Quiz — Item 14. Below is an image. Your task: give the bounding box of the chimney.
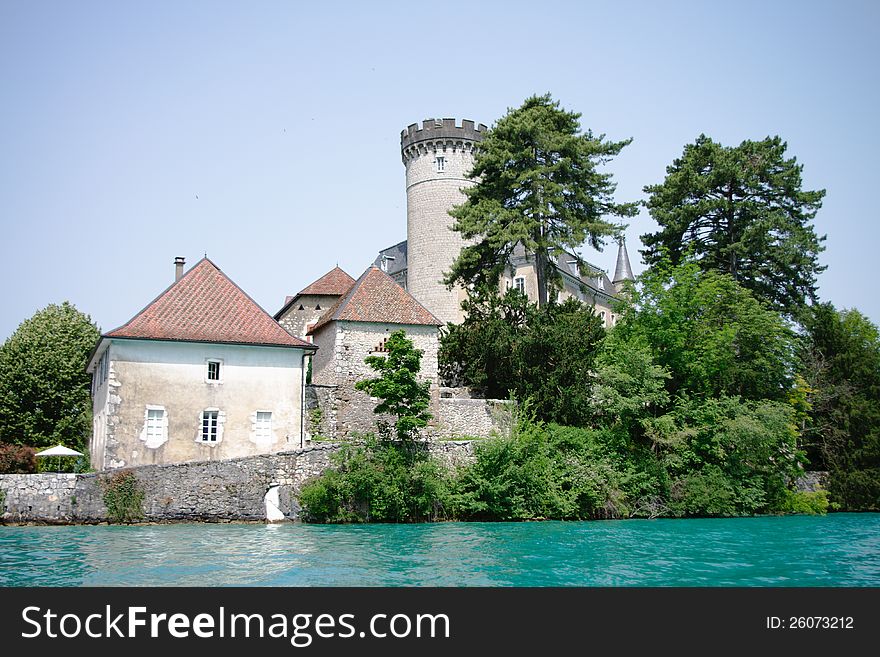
[174,257,185,282]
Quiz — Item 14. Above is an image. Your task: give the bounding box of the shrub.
[781,489,829,515]
[299,438,450,523]
[0,442,37,473]
[102,470,144,523]
[449,421,665,520]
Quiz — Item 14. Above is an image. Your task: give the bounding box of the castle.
[86,117,632,470]
[375,118,633,327]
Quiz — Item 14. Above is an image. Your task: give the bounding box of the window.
[435,155,445,172]
[514,277,525,294]
[146,408,165,443]
[141,405,168,448]
[599,311,606,323]
[255,411,272,441]
[207,359,221,382]
[201,410,219,442]
[315,304,321,311]
[298,304,304,311]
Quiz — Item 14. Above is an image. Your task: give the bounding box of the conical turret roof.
[612,238,635,284]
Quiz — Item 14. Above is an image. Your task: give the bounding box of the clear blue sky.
[2,0,878,341]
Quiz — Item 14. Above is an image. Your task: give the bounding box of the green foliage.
[451,422,644,520]
[446,93,637,305]
[612,260,795,402]
[798,303,880,510]
[0,302,100,458]
[355,331,431,441]
[298,439,450,523]
[590,334,670,438]
[0,442,37,473]
[660,396,802,516]
[101,470,145,523]
[641,134,826,315]
[440,294,605,426]
[781,489,829,515]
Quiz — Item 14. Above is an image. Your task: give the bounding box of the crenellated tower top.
[401,118,487,164]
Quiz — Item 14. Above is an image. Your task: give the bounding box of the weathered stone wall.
[311,321,440,438]
[305,384,338,439]
[795,471,829,493]
[435,397,512,440]
[277,293,340,340]
[0,445,338,524]
[0,474,78,523]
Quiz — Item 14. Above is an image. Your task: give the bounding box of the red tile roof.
[106,258,314,348]
[298,266,356,296]
[308,266,441,334]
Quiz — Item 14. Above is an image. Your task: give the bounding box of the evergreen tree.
[0,302,100,452]
[641,135,826,315]
[799,303,880,509]
[445,93,637,305]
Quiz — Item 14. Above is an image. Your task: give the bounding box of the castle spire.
[612,237,634,291]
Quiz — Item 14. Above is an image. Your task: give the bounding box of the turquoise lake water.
[1,514,878,586]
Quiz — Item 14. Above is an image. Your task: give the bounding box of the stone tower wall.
[402,118,486,325]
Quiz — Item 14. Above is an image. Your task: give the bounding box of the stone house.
[274,266,355,340]
[86,257,316,471]
[306,265,441,437]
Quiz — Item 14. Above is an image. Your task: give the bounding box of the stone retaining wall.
[0,441,477,525]
[435,398,511,440]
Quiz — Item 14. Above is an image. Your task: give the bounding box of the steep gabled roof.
[308,266,441,334]
[106,258,313,348]
[298,266,356,296]
[274,266,356,320]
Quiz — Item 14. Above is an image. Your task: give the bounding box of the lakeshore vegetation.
[299,95,878,522]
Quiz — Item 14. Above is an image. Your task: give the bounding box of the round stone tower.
[401,118,486,325]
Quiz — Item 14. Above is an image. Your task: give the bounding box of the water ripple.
[1,514,879,586]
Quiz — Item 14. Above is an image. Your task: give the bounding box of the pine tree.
[445,94,637,305]
[641,135,826,315]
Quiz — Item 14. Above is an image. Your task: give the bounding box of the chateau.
[86,117,632,470]
[375,118,634,327]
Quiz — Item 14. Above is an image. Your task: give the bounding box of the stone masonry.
[0,442,476,524]
[403,118,486,326]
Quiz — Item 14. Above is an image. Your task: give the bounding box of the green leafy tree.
[355,330,432,441]
[612,260,795,402]
[0,302,100,454]
[641,135,826,315]
[446,93,637,305]
[798,303,880,509]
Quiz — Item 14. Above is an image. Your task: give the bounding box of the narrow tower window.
[514,277,525,294]
[435,155,445,173]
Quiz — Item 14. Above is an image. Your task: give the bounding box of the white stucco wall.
[91,339,307,470]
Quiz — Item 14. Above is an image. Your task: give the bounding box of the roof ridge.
[106,258,313,348]
[308,265,440,334]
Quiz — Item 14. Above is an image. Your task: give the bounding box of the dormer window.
[435,155,445,173]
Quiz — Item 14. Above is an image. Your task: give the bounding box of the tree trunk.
[535,246,549,308]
